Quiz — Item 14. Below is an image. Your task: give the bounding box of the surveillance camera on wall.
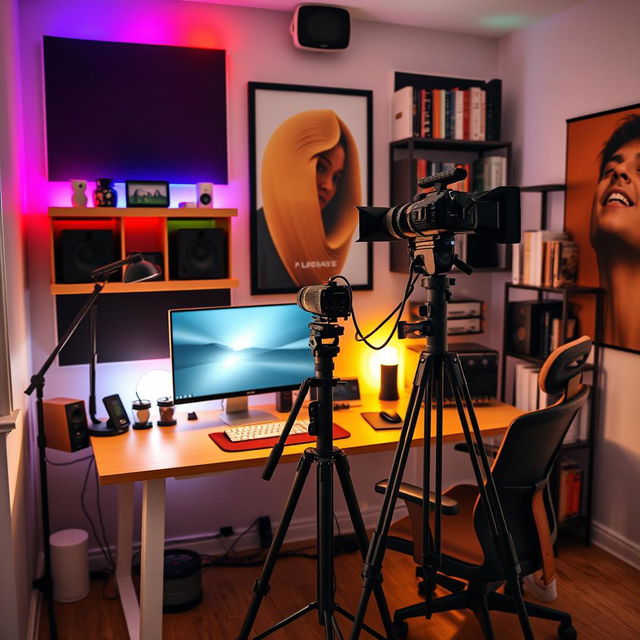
[290,4,350,52]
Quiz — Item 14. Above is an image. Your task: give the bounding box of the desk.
[91,395,522,640]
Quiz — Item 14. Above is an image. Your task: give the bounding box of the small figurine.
[70,179,88,207]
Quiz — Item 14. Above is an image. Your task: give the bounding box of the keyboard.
[224,420,310,442]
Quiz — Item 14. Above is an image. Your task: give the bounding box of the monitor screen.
[169,304,314,404]
[43,36,228,183]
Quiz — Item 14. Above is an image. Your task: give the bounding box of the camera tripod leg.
[334,450,397,640]
[349,355,432,640]
[318,454,335,627]
[236,450,315,640]
[444,354,535,640]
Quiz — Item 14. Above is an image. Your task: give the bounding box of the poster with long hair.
[249,82,373,294]
[565,103,640,354]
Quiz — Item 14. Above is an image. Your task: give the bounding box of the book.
[391,86,417,141]
[463,89,470,140]
[550,316,577,352]
[512,242,522,285]
[454,89,464,140]
[530,231,568,287]
[553,241,579,288]
[469,86,483,140]
[485,79,502,141]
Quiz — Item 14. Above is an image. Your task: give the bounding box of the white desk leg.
[116,483,139,640]
[140,478,166,640]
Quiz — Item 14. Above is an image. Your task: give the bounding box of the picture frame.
[249,82,373,295]
[125,180,170,207]
[565,102,640,354]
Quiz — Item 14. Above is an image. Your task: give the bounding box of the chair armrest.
[375,479,459,515]
[454,442,499,457]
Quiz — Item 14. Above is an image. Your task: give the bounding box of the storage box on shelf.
[389,72,511,274]
[48,207,238,294]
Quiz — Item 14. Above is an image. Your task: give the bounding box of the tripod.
[348,235,535,640]
[237,318,396,640]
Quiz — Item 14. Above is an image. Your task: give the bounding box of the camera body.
[297,281,351,319]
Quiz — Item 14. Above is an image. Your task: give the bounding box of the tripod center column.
[424,275,452,356]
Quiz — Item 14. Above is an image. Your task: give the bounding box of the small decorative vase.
[93,178,118,207]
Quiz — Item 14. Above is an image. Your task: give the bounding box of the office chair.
[375,335,592,640]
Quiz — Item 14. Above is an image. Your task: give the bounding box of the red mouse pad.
[209,424,350,452]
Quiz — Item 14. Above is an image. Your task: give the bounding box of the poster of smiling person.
[249,83,372,294]
[565,104,640,353]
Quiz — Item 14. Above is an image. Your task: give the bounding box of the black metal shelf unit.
[500,281,604,546]
[389,72,511,275]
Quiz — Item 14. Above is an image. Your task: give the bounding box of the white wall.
[499,0,640,564]
[1,0,38,635]
[16,0,500,558]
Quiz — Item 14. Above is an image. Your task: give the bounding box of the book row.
[512,230,579,288]
[513,360,589,444]
[394,156,507,194]
[392,80,502,142]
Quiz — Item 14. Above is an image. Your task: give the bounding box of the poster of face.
[249,82,373,294]
[565,103,640,354]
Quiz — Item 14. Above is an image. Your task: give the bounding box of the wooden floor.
[40,536,640,639]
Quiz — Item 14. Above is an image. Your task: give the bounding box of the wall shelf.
[48,206,237,294]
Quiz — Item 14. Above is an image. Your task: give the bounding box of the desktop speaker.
[507,300,562,357]
[171,228,227,280]
[406,343,498,405]
[43,398,90,452]
[290,4,350,52]
[59,229,116,283]
[196,182,214,208]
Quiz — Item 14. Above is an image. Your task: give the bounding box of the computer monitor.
[169,303,315,425]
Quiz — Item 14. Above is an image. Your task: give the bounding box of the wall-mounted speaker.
[290,4,350,52]
[43,397,90,452]
[58,229,116,283]
[171,228,227,280]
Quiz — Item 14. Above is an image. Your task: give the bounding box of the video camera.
[357,167,521,245]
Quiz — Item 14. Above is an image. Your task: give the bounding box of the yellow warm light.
[380,346,399,366]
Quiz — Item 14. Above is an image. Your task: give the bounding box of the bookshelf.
[500,282,604,546]
[389,72,511,274]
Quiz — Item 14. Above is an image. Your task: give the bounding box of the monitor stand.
[219,395,278,426]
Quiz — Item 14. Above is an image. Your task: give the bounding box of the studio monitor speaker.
[43,397,90,452]
[507,300,562,357]
[196,182,214,208]
[171,228,227,279]
[59,229,116,283]
[290,4,350,51]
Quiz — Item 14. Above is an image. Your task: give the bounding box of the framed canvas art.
[249,82,373,294]
[565,103,640,354]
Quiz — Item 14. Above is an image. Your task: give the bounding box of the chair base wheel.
[393,620,409,638]
[558,622,577,640]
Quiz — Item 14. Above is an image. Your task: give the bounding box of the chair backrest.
[473,336,592,573]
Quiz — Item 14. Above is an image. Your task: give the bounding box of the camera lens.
[297,283,350,318]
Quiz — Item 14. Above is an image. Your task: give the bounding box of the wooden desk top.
[91,395,523,485]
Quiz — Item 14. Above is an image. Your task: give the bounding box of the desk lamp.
[379,345,399,401]
[24,252,160,639]
[88,254,162,432]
